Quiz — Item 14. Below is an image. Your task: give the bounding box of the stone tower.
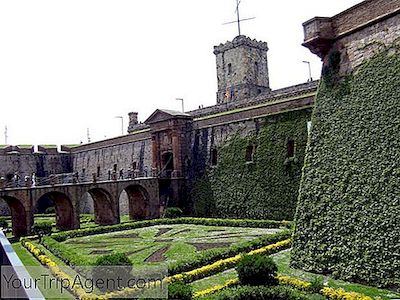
[214,35,270,104]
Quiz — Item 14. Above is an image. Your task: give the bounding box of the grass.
[12,242,74,299]
[273,249,400,300]
[190,249,400,299]
[61,224,280,267]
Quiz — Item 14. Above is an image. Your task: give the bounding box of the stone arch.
[87,188,118,225]
[122,185,149,220]
[35,195,55,214]
[37,192,74,230]
[1,196,28,238]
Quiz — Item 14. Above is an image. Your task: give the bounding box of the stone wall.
[338,13,400,74]
[72,134,152,180]
[292,0,400,288]
[302,0,400,66]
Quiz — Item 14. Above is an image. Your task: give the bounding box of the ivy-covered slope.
[291,47,400,287]
[191,109,311,220]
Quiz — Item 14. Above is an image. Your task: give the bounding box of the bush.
[168,281,192,300]
[0,217,9,229]
[204,285,325,300]
[163,207,183,218]
[93,252,133,292]
[32,222,52,242]
[236,253,278,286]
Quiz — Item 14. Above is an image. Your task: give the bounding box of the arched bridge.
[0,178,160,238]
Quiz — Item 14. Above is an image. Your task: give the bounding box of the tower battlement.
[213,35,269,54]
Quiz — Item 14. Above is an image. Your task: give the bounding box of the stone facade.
[2,0,396,238]
[303,0,400,74]
[214,35,270,104]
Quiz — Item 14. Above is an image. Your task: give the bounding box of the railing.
[0,229,45,299]
[0,169,156,189]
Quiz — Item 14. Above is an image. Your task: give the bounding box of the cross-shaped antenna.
[222,0,255,36]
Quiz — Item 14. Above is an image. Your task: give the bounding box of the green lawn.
[273,249,400,300]
[61,224,281,268]
[12,243,74,299]
[190,249,400,299]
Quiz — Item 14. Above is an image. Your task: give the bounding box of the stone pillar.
[151,135,159,172]
[171,129,182,178]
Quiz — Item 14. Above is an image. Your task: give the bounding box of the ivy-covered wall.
[189,109,311,220]
[291,45,400,288]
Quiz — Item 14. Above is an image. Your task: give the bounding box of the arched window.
[227,63,232,75]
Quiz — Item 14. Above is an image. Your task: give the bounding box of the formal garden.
[1,210,397,300]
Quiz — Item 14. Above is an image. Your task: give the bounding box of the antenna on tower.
[222,0,255,36]
[4,126,8,145]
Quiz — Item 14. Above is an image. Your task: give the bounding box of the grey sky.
[0,0,362,145]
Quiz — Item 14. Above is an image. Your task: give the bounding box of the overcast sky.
[0,0,363,146]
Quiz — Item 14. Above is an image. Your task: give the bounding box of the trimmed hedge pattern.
[192,109,311,220]
[292,45,400,287]
[50,217,290,242]
[43,223,291,275]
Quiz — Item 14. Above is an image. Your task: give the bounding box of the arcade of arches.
[0,179,160,237]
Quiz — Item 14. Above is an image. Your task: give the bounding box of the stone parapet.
[302,0,400,58]
[213,35,269,54]
[188,80,318,119]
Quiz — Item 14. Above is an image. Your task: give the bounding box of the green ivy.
[291,45,400,288]
[192,109,311,220]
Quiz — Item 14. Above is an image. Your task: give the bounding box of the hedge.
[199,285,325,300]
[43,227,291,275]
[191,109,311,220]
[169,239,291,283]
[292,45,400,287]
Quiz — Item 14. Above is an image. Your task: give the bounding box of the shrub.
[0,217,9,229]
[204,285,325,300]
[168,281,192,300]
[236,253,278,286]
[93,252,133,292]
[163,207,183,218]
[32,222,52,242]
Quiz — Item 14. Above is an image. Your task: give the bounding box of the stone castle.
[0,0,398,240]
[1,0,399,287]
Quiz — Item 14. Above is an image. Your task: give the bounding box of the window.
[255,62,259,74]
[211,148,218,166]
[227,63,232,75]
[287,140,295,158]
[132,161,137,170]
[245,145,255,162]
[97,166,100,177]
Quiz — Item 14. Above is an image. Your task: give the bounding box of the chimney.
[128,112,139,133]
